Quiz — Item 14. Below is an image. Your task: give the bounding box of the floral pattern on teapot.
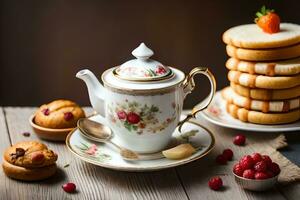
[107,100,178,134]
[116,65,167,78]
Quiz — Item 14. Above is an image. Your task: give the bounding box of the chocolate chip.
[11,148,26,159]
[15,148,25,157]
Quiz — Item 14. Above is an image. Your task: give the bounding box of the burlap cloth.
[189,113,300,185]
[251,134,300,184]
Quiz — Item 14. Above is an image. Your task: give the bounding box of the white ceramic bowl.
[233,172,279,191]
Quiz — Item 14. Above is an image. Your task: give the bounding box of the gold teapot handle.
[178,67,216,132]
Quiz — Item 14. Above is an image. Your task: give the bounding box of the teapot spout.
[76,69,106,116]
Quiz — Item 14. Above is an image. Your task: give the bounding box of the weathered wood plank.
[0,107,15,200]
[279,183,300,200]
[176,113,287,200]
[3,107,188,200]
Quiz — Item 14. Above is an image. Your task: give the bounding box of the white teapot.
[76,43,216,153]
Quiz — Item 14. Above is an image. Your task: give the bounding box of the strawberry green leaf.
[261,5,266,14]
[256,12,263,18]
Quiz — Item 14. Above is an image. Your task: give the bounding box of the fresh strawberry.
[255,5,280,34]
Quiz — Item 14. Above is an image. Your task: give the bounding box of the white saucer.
[66,115,215,172]
[199,91,300,132]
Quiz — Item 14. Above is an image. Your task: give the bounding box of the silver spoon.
[77,118,164,161]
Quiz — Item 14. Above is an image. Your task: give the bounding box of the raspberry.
[233,163,244,176]
[261,155,272,168]
[64,112,74,121]
[266,170,275,178]
[239,155,254,170]
[255,172,269,180]
[233,134,246,146]
[42,108,50,116]
[62,182,76,193]
[223,149,233,161]
[254,161,267,172]
[31,152,45,162]
[251,153,262,163]
[243,169,255,179]
[269,162,280,175]
[216,154,227,165]
[208,177,223,190]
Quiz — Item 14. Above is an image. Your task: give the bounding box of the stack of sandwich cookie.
[221,7,300,124]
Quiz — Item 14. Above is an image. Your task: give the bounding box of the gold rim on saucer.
[65,119,215,172]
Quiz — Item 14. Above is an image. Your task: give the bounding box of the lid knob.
[114,43,173,82]
[132,43,154,60]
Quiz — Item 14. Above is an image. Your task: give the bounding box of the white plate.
[199,91,300,132]
[66,115,215,172]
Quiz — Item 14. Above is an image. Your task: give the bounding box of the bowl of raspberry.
[232,153,281,191]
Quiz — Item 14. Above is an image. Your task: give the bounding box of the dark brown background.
[1,0,299,108]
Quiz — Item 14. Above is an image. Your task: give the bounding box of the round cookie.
[2,141,58,181]
[2,159,57,181]
[230,82,300,100]
[35,99,85,129]
[226,43,300,61]
[228,70,300,89]
[222,23,300,49]
[226,103,300,124]
[4,141,57,168]
[226,57,300,76]
[222,87,300,113]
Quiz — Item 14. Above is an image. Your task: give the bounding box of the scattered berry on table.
[216,154,227,165]
[223,149,233,161]
[208,177,223,190]
[62,182,76,193]
[233,134,246,146]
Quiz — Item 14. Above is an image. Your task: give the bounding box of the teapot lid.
[113,43,173,82]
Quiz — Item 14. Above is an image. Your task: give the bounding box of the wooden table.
[0,107,299,200]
